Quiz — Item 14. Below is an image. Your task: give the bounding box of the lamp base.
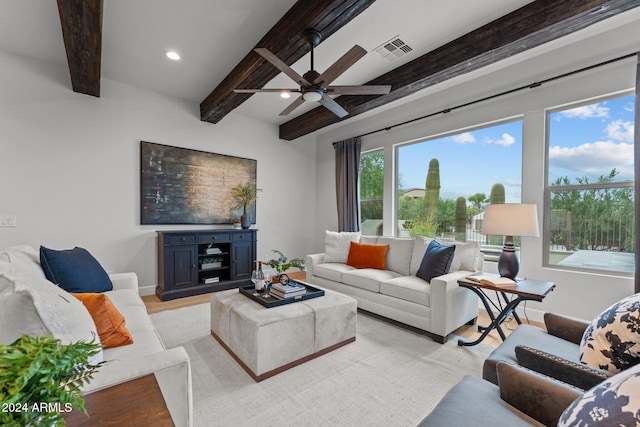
[498,235,519,280]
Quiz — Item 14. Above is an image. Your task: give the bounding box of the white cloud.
[560,103,609,119]
[606,120,634,142]
[549,140,633,176]
[484,133,515,147]
[451,132,475,144]
[503,178,522,187]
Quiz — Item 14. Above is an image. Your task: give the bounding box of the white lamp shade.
[482,203,540,237]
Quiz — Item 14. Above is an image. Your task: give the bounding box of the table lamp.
[482,203,539,280]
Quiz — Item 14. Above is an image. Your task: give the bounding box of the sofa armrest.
[515,345,612,390]
[305,253,325,280]
[85,346,192,427]
[544,312,589,344]
[108,272,139,294]
[429,270,479,337]
[497,362,582,427]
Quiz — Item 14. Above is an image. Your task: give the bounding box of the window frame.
[543,91,635,276]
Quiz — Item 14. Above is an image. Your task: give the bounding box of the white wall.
[0,51,316,295]
[310,14,640,321]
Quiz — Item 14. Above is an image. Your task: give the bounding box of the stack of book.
[204,277,220,284]
[270,281,307,299]
[206,247,222,255]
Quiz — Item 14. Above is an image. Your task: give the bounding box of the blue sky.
[397,94,635,203]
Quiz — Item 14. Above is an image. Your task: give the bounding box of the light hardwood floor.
[142,271,544,348]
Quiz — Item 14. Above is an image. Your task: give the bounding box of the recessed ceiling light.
[280,92,291,99]
[165,51,180,61]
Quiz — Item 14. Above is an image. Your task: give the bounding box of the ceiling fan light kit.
[234,28,391,118]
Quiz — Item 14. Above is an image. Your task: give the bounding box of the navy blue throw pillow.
[416,240,456,282]
[40,246,113,293]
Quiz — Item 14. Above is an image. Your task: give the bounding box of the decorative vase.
[241,214,251,229]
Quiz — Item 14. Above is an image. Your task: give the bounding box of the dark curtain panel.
[334,137,362,232]
[635,54,640,293]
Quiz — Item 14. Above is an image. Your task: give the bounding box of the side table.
[63,374,174,426]
[457,276,555,347]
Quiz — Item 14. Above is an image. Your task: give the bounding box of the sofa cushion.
[0,245,46,286]
[313,263,357,283]
[73,293,134,349]
[360,235,378,244]
[377,237,414,276]
[445,241,480,272]
[416,240,455,282]
[346,241,389,270]
[40,246,113,293]
[580,293,640,373]
[323,231,361,263]
[381,275,431,307]
[0,274,102,363]
[342,269,401,293]
[410,237,433,276]
[559,362,640,426]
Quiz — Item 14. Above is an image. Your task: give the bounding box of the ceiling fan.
[234,29,392,118]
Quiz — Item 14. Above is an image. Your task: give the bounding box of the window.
[546,93,635,274]
[396,120,523,248]
[359,150,384,236]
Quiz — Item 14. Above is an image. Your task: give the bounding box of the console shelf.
[156,229,257,301]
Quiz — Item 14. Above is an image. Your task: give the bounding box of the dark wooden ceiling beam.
[57,0,103,97]
[279,0,640,140]
[199,0,377,124]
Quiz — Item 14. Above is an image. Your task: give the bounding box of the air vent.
[374,36,413,61]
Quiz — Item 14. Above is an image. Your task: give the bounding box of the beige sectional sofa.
[306,233,482,343]
[0,245,192,427]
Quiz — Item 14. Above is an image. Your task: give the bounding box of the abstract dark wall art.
[140,141,257,224]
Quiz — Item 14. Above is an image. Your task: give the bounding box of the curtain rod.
[350,51,638,140]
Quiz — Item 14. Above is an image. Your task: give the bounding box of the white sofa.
[0,245,192,427]
[306,234,482,343]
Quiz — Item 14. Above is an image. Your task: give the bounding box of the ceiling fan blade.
[279,96,305,116]
[326,85,392,95]
[319,96,348,118]
[234,88,300,93]
[254,48,311,86]
[316,45,367,85]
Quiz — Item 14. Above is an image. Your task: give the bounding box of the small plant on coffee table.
[264,250,306,282]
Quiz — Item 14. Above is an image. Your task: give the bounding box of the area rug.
[151,303,488,427]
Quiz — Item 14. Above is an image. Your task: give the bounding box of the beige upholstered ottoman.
[210,288,357,381]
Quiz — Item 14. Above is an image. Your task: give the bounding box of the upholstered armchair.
[483,312,612,390]
[420,361,640,427]
[484,291,640,391]
[419,362,581,427]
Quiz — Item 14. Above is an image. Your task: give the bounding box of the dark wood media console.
[156,229,257,301]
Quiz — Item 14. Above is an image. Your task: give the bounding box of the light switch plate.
[0,215,16,227]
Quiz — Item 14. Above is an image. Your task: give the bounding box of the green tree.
[437,198,455,235]
[468,193,487,209]
[488,183,506,245]
[359,151,384,221]
[550,169,634,252]
[455,197,467,242]
[424,159,440,222]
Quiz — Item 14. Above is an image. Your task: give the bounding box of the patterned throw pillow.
[558,362,640,426]
[580,293,640,373]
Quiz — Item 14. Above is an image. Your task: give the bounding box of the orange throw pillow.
[346,241,389,270]
[72,293,133,349]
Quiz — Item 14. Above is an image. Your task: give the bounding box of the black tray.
[238,281,325,308]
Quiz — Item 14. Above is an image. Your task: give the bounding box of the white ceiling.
[1,1,639,128]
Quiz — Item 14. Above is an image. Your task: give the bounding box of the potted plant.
[200,257,223,269]
[0,334,103,427]
[264,249,306,282]
[230,180,261,229]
